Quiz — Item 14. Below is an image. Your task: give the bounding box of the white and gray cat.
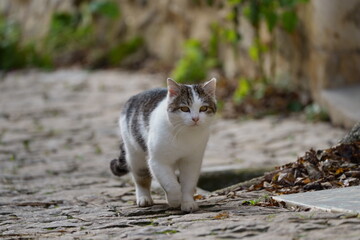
[110,78,217,212]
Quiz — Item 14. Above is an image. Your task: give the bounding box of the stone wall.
[1,0,359,120]
[0,0,72,41]
[305,0,360,100]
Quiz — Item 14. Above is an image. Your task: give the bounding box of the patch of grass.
[242,194,270,206]
[242,199,261,206]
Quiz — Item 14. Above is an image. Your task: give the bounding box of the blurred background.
[0,0,359,126]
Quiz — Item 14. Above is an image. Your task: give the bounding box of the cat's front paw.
[137,196,154,207]
[166,191,181,209]
[181,201,199,213]
[167,199,181,209]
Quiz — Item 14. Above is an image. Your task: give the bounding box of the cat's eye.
[180,106,190,112]
[199,106,208,112]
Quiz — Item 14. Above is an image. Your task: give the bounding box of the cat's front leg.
[179,156,203,213]
[149,159,181,208]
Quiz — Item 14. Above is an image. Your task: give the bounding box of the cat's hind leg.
[126,147,153,207]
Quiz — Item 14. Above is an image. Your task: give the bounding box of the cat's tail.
[110,142,129,177]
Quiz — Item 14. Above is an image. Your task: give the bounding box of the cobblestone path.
[1,70,359,240]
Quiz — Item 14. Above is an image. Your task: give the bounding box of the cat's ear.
[203,78,216,97]
[167,78,180,97]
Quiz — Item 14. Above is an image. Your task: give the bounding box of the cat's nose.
[192,116,199,122]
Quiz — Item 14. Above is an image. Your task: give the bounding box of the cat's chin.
[188,122,207,128]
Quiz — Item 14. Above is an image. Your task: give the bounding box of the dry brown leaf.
[213,212,230,220]
[194,194,205,200]
[302,178,311,184]
[244,142,360,195]
[335,168,345,175]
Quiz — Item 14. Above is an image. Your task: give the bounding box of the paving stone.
[0,70,356,239]
[273,186,360,214]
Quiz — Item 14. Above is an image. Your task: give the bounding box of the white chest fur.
[147,100,210,162]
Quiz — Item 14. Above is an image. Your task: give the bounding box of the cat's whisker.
[175,125,186,141]
[171,123,186,143]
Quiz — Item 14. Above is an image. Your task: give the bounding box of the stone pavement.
[1,69,359,239]
[273,186,360,214]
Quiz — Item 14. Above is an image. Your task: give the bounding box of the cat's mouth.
[190,122,200,127]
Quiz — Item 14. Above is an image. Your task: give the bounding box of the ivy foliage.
[229,0,309,103]
[230,0,308,33]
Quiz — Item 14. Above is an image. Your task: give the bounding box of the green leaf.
[305,104,330,122]
[208,24,219,58]
[281,10,298,32]
[224,29,239,44]
[107,37,144,65]
[264,10,278,32]
[242,3,260,27]
[279,0,309,7]
[227,0,243,6]
[226,11,237,21]
[233,77,251,103]
[89,0,120,19]
[249,44,259,62]
[171,39,207,84]
[279,0,296,8]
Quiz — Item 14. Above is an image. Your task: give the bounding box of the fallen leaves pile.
[248,142,360,194]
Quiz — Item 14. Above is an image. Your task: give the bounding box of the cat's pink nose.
[192,117,199,122]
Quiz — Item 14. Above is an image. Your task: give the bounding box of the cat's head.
[166,78,217,127]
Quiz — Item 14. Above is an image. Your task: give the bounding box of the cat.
[110,78,217,212]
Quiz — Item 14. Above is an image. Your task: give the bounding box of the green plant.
[304,103,330,122]
[89,0,120,19]
[228,0,309,84]
[106,36,144,66]
[233,77,251,103]
[44,0,121,66]
[0,17,23,70]
[171,23,226,84]
[45,11,93,54]
[206,23,222,69]
[233,77,267,104]
[0,15,52,70]
[242,194,270,206]
[171,39,207,83]
[242,199,261,206]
